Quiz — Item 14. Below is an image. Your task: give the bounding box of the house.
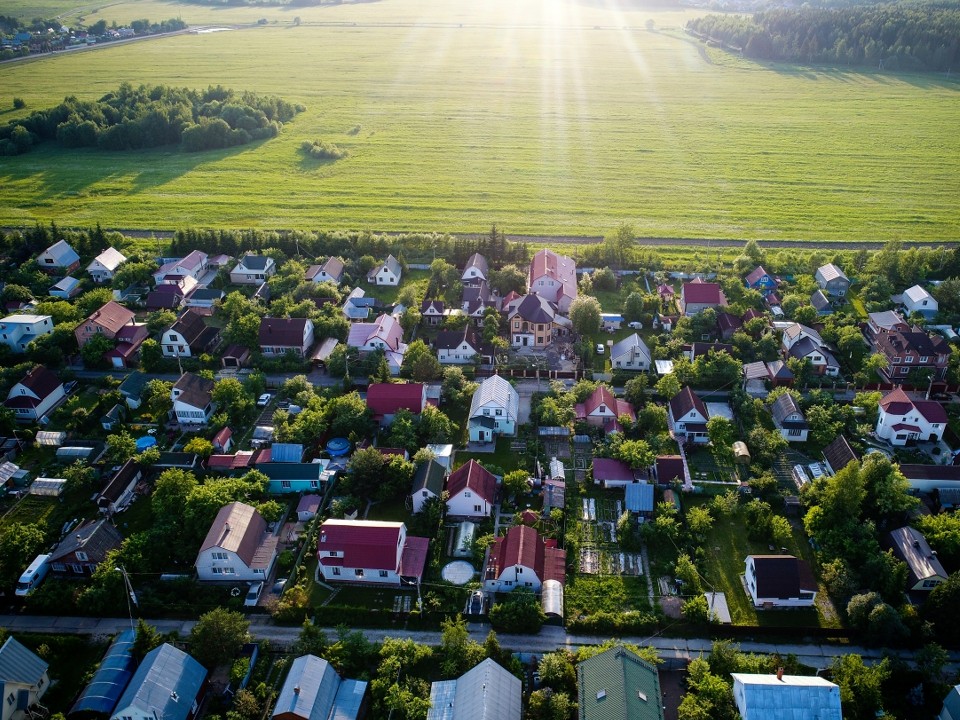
[609,333,651,371]
[196,502,279,582]
[483,524,565,594]
[153,251,209,285]
[74,300,140,352]
[591,458,637,489]
[744,265,776,292]
[107,323,150,369]
[0,636,50,720]
[272,655,367,720]
[48,276,81,299]
[426,658,520,720]
[899,284,939,318]
[101,403,125,431]
[305,257,346,285]
[97,458,142,515]
[732,673,841,720]
[261,463,331,494]
[814,263,850,298]
[679,278,727,316]
[810,289,833,315]
[446,460,497,518]
[528,249,577,313]
[0,314,53,353]
[823,435,859,476]
[4,366,65,423]
[716,311,743,340]
[508,294,569,348]
[87,247,127,283]
[161,309,221,358]
[110,644,206,720]
[230,254,276,285]
[145,282,190,312]
[340,288,373,322]
[421,300,445,326]
[575,386,635,434]
[766,360,794,387]
[366,383,426,425]
[296,495,322,522]
[872,328,951,382]
[887,526,947,591]
[780,323,823,353]
[436,326,482,365]
[462,252,490,283]
[411,459,446,514]
[867,309,910,339]
[744,555,817,608]
[655,456,686,486]
[119,371,149,409]
[367,254,402,286]
[769,393,809,442]
[875,388,947,445]
[468,375,519,443]
[185,287,225,310]
[36,239,80,273]
[787,337,840,376]
[49,518,122,577]
[577,645,663,720]
[668,387,709,443]
[657,283,675,301]
[624,483,655,518]
[462,279,497,322]
[259,318,315,357]
[171,373,216,426]
[899,464,960,493]
[347,314,407,374]
[316,519,429,586]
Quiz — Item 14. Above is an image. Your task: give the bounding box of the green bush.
[300,139,348,160]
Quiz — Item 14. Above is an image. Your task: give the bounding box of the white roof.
[1,314,52,325]
[816,263,848,283]
[469,375,519,420]
[732,673,842,720]
[91,247,127,271]
[655,360,674,374]
[609,332,650,362]
[903,284,934,303]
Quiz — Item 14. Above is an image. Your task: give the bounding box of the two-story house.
[814,263,850,298]
[420,300,445,326]
[575,386,635,434]
[528,249,577,313]
[110,644,206,720]
[462,253,489,283]
[230,254,277,285]
[161,309,221,358]
[435,326,482,365]
[744,265,776,293]
[74,301,136,348]
[346,313,407,374]
[875,387,947,445]
[48,518,122,577]
[873,329,951,381]
[744,554,817,608]
[153,250,209,286]
[195,502,279,581]
[899,284,939,319]
[468,375,519,442]
[305,256,345,285]
[36,240,80,273]
[171,372,216,426]
[0,314,54,353]
[482,524,566,594]
[446,460,498,518]
[679,278,728,316]
[316,519,429,586]
[0,637,50,720]
[508,294,566,348]
[609,333,651,371]
[367,255,402,286]
[668,387,709,443]
[259,317,315,357]
[86,247,127,283]
[4,366,65,423]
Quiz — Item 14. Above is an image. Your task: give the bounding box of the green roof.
[577,646,663,720]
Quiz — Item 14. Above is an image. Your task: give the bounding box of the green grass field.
[1,0,958,240]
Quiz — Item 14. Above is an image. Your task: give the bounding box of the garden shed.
[733,441,751,464]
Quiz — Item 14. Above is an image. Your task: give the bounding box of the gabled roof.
[609,333,650,362]
[469,375,519,420]
[412,459,446,496]
[12,366,62,401]
[487,524,565,585]
[435,326,478,351]
[888,526,947,585]
[731,673,841,720]
[577,645,663,720]
[40,239,80,266]
[592,458,635,483]
[868,310,907,332]
[823,436,859,475]
[447,460,497,502]
[744,265,771,286]
[875,329,949,358]
[899,464,960,482]
[770,393,804,425]
[788,336,826,361]
[318,519,405,571]
[169,308,214,345]
[816,263,848,283]
[321,256,345,279]
[90,247,127,272]
[113,644,206,720]
[421,299,445,314]
[529,249,576,302]
[272,654,339,720]
[463,253,489,278]
[669,387,707,421]
[259,317,310,347]
[236,254,272,272]
[681,279,726,306]
[50,518,122,563]
[199,502,268,567]
[879,388,948,424]
[903,284,934,304]
[427,658,520,720]
[86,301,135,334]
[748,555,816,599]
[716,312,742,334]
[509,294,556,324]
[0,636,48,686]
[810,290,831,311]
[172,373,214,410]
[782,322,822,345]
[50,276,80,294]
[366,383,425,417]
[346,313,404,351]
[98,458,140,507]
[625,483,654,513]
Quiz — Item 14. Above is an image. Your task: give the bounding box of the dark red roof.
[656,456,685,484]
[399,536,429,579]
[682,279,726,305]
[669,387,708,421]
[487,525,565,585]
[316,520,431,576]
[16,366,62,400]
[259,317,310,347]
[592,458,635,483]
[880,388,948,424]
[366,383,425,417]
[447,460,497,502]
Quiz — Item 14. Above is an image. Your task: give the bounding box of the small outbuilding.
[733,441,751,464]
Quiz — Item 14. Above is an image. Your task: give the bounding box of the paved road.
[0,614,950,670]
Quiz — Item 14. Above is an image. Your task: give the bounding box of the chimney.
[777,667,784,681]
[293,687,300,695]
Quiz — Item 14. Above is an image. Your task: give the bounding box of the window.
[464,491,471,497]
[310,480,319,489]
[504,580,513,586]
[920,356,929,363]
[223,567,235,575]
[893,356,901,364]
[905,355,914,364]
[332,567,341,576]
[76,551,88,562]
[900,367,908,375]
[71,564,84,574]
[329,551,339,557]
[474,505,482,513]
[483,409,490,416]
[495,409,502,416]
[380,570,388,578]
[355,569,364,577]
[281,481,291,489]
[212,568,223,575]
[788,429,803,437]
[8,693,16,706]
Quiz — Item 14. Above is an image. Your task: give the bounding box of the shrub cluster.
[300,138,348,160]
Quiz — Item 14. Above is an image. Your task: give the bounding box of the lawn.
[1,0,958,240]
[566,574,652,620]
[455,436,519,473]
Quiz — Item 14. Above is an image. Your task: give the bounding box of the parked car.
[244,581,264,607]
[628,321,643,329]
[257,393,272,407]
[595,343,605,354]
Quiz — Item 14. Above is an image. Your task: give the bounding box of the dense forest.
[688,4,960,71]
[0,82,304,156]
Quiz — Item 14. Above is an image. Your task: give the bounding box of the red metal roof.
[399,536,429,579]
[682,279,726,305]
[447,460,497,502]
[366,383,425,418]
[318,520,403,571]
[592,458,635,483]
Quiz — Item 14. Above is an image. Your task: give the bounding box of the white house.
[435,327,481,365]
[888,526,948,592]
[875,388,947,445]
[780,323,823,353]
[160,309,220,358]
[0,314,54,353]
[0,637,50,720]
[528,249,577,313]
[411,459,446,514]
[230,254,277,285]
[367,254,401,286]
[4,366,65,423]
[744,555,817,608]
[305,256,345,285]
[86,247,127,283]
[468,375,519,442]
[170,372,216,426]
[900,284,939,318]
[787,337,840,377]
[316,519,429,586]
[446,460,498,518]
[153,250,209,285]
[259,317,315,357]
[195,502,279,581]
[668,387,709,443]
[732,673,841,720]
[769,393,809,442]
[461,253,489,283]
[346,314,407,374]
[36,240,80,272]
[609,333,651,371]
[482,524,565,594]
[575,386,635,434]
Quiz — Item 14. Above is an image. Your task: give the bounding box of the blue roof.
[0,636,48,686]
[112,644,206,720]
[625,483,654,513]
[270,443,304,463]
[71,629,135,715]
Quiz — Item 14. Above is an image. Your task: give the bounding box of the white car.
[628,321,643,329]
[596,343,605,354]
[257,393,272,407]
[244,581,264,607]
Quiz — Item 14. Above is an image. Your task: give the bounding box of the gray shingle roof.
[0,637,48,686]
[469,375,519,421]
[413,459,446,496]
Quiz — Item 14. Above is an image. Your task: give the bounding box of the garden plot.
[576,495,643,576]
[544,439,572,460]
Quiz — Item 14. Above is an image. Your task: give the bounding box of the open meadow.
[1,0,959,239]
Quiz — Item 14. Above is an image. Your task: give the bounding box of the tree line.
[0,82,304,156]
[688,3,960,72]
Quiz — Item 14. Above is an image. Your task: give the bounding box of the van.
[16,554,51,597]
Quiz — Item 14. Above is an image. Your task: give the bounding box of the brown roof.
[488,524,566,585]
[750,555,816,599]
[98,459,141,507]
[448,460,497,502]
[87,300,134,334]
[172,372,215,409]
[682,279,726,306]
[823,436,859,475]
[656,456,685,484]
[875,330,949,360]
[200,502,269,568]
[669,387,707,421]
[170,308,212,345]
[259,317,310,347]
[16,366,62,400]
